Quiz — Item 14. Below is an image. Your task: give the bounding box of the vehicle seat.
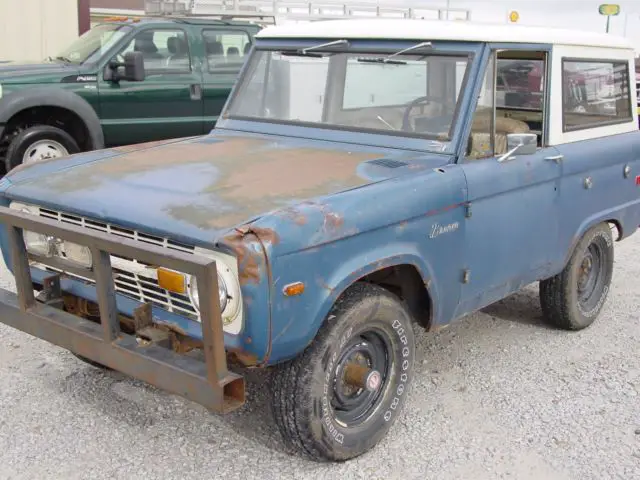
[165,36,188,68]
[243,43,252,55]
[467,109,530,159]
[206,40,224,66]
[227,46,240,57]
[134,32,163,62]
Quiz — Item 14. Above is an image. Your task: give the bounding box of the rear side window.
[202,29,252,74]
[561,58,632,131]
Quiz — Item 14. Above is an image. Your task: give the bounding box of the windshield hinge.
[464,203,472,218]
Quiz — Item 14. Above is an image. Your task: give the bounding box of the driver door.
[455,49,562,318]
[98,27,204,147]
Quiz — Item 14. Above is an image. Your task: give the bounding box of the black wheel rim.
[330,328,391,427]
[577,242,605,311]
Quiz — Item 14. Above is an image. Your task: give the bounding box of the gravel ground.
[0,234,639,480]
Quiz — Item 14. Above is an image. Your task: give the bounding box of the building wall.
[0,0,79,61]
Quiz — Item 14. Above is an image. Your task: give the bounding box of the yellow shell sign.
[598,4,620,15]
[508,10,519,23]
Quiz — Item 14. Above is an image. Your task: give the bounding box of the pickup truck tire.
[270,282,415,462]
[539,223,614,330]
[5,125,80,172]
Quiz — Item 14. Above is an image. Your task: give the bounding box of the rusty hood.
[3,132,445,245]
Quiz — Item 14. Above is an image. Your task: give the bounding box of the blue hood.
[2,131,449,247]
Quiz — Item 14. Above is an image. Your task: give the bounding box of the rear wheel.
[539,223,614,330]
[4,125,79,172]
[271,282,415,461]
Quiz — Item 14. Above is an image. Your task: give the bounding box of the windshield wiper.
[54,55,73,63]
[359,41,433,65]
[281,39,349,58]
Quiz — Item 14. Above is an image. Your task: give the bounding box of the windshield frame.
[53,23,134,66]
[220,39,479,153]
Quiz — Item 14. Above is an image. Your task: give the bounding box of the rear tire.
[271,282,415,462]
[539,223,614,330]
[5,125,80,172]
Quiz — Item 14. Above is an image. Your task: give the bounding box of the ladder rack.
[144,0,472,24]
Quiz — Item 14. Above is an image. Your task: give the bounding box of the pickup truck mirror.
[497,132,538,162]
[104,51,145,83]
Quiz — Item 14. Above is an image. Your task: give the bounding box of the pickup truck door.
[98,27,204,147]
[200,28,254,133]
[455,50,562,318]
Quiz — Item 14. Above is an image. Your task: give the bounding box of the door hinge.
[462,269,470,284]
[464,203,472,218]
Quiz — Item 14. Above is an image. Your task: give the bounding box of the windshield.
[226,48,471,149]
[53,23,133,64]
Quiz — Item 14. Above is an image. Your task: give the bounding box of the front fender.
[0,87,104,150]
[266,242,438,365]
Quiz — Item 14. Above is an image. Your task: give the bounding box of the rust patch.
[227,347,259,367]
[221,228,268,286]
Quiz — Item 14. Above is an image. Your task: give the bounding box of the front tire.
[5,125,80,172]
[539,222,614,330]
[271,282,415,462]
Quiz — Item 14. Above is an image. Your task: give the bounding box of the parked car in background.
[0,18,638,463]
[0,16,262,175]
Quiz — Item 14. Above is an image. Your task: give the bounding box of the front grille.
[34,208,199,320]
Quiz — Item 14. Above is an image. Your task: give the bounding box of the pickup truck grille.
[34,208,199,320]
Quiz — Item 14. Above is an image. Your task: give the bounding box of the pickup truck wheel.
[271,282,415,461]
[5,125,80,172]
[539,223,614,330]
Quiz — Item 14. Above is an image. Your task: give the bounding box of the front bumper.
[0,205,245,413]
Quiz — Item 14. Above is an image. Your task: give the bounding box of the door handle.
[545,154,564,164]
[190,84,202,101]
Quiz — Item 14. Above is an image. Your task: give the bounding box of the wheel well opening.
[606,219,622,241]
[1,106,92,156]
[359,264,432,330]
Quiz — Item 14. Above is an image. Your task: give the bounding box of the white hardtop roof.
[256,18,634,50]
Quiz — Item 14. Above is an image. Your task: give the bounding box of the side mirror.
[497,133,538,162]
[104,51,145,83]
[123,51,145,81]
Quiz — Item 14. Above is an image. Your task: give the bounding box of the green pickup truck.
[0,16,262,175]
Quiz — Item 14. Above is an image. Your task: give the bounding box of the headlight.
[187,247,243,335]
[61,241,93,268]
[24,230,56,257]
[188,272,228,314]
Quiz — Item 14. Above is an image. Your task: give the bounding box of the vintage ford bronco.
[0,19,638,462]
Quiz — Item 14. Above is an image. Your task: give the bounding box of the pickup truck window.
[227,50,471,145]
[561,58,632,131]
[466,50,547,160]
[203,29,252,74]
[54,23,132,65]
[117,28,192,74]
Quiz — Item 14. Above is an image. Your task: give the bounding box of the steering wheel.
[401,95,454,132]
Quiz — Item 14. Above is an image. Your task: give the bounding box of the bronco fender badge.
[429,222,459,239]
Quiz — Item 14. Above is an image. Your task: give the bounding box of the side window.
[118,28,191,73]
[562,59,632,131]
[466,51,547,161]
[202,29,251,74]
[496,59,544,110]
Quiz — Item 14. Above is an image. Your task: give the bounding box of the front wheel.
[4,125,80,172]
[539,222,614,330]
[271,282,415,462]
